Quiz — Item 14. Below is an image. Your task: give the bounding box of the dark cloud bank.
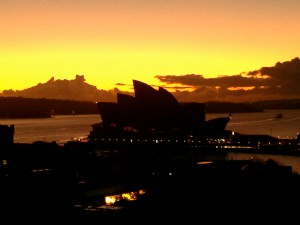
[155,57,300,102]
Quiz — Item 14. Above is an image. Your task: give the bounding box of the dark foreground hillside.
[1,141,300,224]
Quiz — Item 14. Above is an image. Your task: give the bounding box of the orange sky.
[1,0,300,92]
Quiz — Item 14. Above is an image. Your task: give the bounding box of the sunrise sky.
[1,0,300,92]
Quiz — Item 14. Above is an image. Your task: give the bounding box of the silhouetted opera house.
[89,80,230,140]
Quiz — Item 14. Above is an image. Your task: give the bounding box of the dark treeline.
[205,98,300,113]
[252,99,300,110]
[1,97,299,119]
[205,101,263,113]
[0,97,263,118]
[0,97,98,118]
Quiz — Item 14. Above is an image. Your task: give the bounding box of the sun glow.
[243,72,271,79]
[0,1,299,92]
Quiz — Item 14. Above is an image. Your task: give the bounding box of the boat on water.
[275,113,283,119]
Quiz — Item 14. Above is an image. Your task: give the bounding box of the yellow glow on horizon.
[1,1,300,92]
[1,41,290,92]
[227,86,255,91]
[0,45,235,90]
[1,27,298,88]
[243,72,271,79]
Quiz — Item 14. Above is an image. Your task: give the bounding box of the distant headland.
[1,96,300,119]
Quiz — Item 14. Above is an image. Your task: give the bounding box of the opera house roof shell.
[96,80,229,135]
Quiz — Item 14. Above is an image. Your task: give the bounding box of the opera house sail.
[89,80,230,143]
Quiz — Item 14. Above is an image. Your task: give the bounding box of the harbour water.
[0,114,101,144]
[1,109,299,144]
[208,109,300,139]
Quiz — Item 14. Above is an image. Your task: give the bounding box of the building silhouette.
[90,80,229,139]
[0,124,14,145]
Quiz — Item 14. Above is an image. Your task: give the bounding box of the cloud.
[155,57,300,102]
[115,82,128,86]
[156,74,268,87]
